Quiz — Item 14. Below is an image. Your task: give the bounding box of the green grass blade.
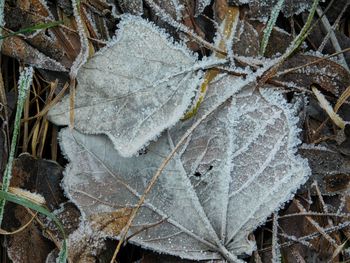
[283,0,320,59]
[0,190,67,263]
[260,0,285,56]
[0,21,63,40]
[0,67,34,224]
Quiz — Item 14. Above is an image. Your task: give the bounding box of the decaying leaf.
[4,154,66,262]
[7,207,54,263]
[2,36,67,72]
[45,222,106,263]
[48,16,204,157]
[59,73,310,261]
[277,54,350,95]
[299,144,350,195]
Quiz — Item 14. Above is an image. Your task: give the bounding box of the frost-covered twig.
[277,221,350,250]
[0,67,34,225]
[295,199,339,248]
[316,6,350,72]
[272,213,281,263]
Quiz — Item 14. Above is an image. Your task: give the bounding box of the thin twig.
[276,46,350,77]
[316,6,349,71]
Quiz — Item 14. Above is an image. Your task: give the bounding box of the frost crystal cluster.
[49,16,310,262]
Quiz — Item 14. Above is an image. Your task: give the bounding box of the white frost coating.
[48,16,204,157]
[59,74,310,261]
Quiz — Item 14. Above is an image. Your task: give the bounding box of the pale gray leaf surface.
[60,75,310,261]
[48,16,202,157]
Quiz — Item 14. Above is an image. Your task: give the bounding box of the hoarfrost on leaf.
[59,75,310,262]
[48,16,203,157]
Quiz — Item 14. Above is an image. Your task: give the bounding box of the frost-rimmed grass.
[260,0,285,56]
[0,66,34,224]
[0,66,67,262]
[282,0,319,60]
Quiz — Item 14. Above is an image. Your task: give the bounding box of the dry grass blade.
[311,85,346,129]
[0,212,37,235]
[334,85,350,113]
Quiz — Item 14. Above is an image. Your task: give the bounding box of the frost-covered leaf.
[59,75,310,261]
[48,16,203,157]
[277,54,350,96]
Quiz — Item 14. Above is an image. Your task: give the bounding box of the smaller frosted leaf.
[48,16,202,157]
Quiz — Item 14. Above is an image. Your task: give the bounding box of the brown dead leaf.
[2,36,67,72]
[182,1,207,52]
[279,197,336,262]
[67,223,106,263]
[233,20,260,57]
[89,208,132,236]
[299,145,350,195]
[261,27,294,58]
[45,221,106,263]
[7,207,54,263]
[1,154,70,262]
[4,3,79,69]
[277,54,350,96]
[44,202,80,240]
[10,153,65,210]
